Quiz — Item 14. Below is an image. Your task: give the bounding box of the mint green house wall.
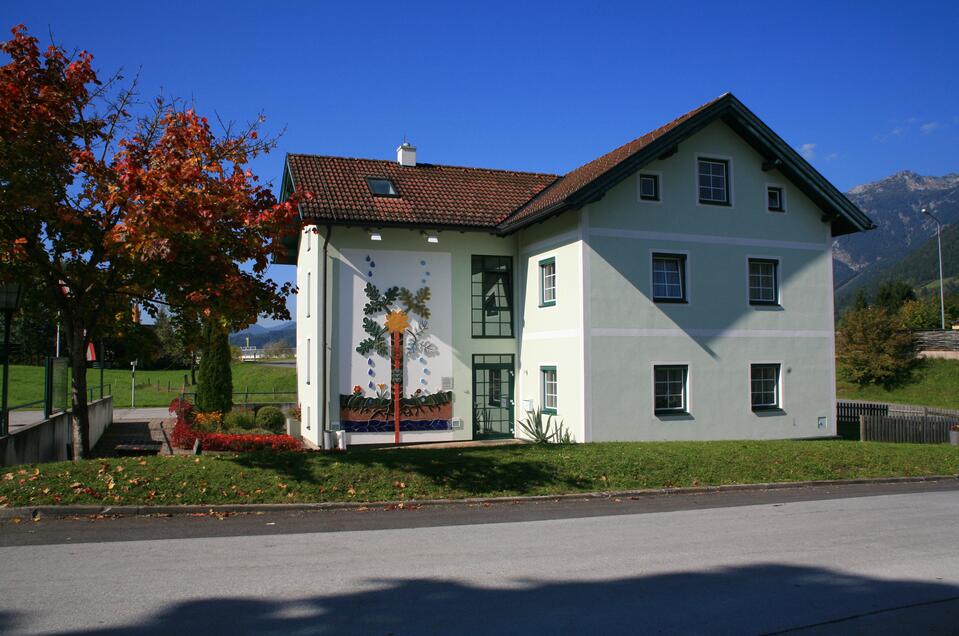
[296,119,843,446]
[583,120,836,440]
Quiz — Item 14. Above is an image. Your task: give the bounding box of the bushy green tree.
[898,298,941,331]
[196,320,233,413]
[837,306,917,387]
[874,281,916,314]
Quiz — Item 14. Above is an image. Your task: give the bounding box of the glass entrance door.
[472,354,515,439]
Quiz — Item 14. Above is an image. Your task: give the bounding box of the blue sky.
[5,1,959,324]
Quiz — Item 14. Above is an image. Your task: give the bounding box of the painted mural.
[337,249,453,437]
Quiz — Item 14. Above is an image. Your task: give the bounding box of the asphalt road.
[1,482,958,635]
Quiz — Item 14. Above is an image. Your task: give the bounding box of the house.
[275,93,873,448]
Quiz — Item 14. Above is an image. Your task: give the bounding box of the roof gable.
[499,94,873,236]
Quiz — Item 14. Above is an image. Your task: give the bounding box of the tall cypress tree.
[196,319,233,413]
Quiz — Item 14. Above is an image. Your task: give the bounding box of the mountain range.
[230,322,296,348]
[834,171,959,309]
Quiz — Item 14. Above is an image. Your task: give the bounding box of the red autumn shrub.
[170,398,301,452]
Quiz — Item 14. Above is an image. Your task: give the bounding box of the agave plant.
[517,406,574,444]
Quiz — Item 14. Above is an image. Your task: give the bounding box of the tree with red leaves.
[0,25,304,457]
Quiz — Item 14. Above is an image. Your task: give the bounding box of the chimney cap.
[397,140,417,167]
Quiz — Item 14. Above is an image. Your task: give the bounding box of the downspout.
[321,224,332,449]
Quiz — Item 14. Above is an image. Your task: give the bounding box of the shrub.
[255,406,286,434]
[837,306,917,387]
[223,409,256,430]
[196,319,233,413]
[170,399,301,452]
[193,411,223,432]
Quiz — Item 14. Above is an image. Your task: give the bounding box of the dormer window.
[367,177,399,197]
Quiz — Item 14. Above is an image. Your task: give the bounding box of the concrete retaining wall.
[1,396,113,467]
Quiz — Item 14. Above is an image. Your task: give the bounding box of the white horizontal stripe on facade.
[520,230,580,255]
[591,328,832,339]
[588,227,827,252]
[522,329,580,341]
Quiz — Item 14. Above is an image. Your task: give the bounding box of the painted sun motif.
[384,310,410,334]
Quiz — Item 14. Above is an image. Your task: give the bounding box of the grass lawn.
[6,363,297,409]
[837,358,959,409]
[1,440,957,507]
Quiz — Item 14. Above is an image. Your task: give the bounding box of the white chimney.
[397,140,417,167]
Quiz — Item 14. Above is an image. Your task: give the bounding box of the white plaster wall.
[336,248,453,399]
[516,213,586,442]
[295,224,323,447]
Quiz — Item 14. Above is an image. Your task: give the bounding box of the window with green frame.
[541,366,557,414]
[471,255,513,337]
[539,257,556,306]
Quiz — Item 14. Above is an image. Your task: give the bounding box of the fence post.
[859,415,866,442]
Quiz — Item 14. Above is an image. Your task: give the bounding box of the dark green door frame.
[472,354,515,439]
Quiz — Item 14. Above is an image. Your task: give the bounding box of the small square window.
[541,367,557,414]
[367,177,399,197]
[539,258,556,306]
[639,174,660,201]
[654,365,688,414]
[751,364,781,410]
[651,253,687,302]
[697,158,729,205]
[748,259,779,305]
[767,187,784,212]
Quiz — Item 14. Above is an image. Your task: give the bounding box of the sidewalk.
[113,407,175,421]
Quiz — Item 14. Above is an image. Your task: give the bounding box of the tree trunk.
[67,328,91,459]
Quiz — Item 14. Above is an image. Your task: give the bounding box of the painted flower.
[384,310,410,334]
[352,385,363,395]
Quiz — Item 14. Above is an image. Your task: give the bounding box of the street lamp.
[920,208,946,330]
[0,283,24,437]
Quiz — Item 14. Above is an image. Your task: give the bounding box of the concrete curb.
[1,474,956,520]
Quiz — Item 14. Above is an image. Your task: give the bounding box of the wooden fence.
[838,400,959,442]
[859,414,954,444]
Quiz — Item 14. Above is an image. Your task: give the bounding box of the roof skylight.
[367,177,399,197]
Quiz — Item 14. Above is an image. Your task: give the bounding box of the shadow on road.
[5,563,958,634]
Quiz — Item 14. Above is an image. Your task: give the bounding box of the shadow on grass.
[17,563,959,635]
[225,444,579,495]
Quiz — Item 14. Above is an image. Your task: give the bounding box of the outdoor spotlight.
[422,231,439,244]
[369,231,382,241]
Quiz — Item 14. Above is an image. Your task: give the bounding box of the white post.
[922,208,946,330]
[130,360,137,409]
[936,222,945,330]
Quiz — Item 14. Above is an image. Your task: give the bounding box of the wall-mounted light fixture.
[368,229,382,241]
[421,231,439,244]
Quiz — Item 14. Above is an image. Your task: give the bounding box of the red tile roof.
[288,155,558,228]
[284,93,872,236]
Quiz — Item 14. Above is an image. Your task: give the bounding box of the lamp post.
[0,283,24,437]
[920,208,946,330]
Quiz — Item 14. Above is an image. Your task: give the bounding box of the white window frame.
[749,362,783,411]
[745,255,782,307]
[651,362,691,416]
[637,171,663,204]
[695,154,734,207]
[765,183,786,213]
[649,249,690,304]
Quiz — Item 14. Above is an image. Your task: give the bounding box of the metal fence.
[179,390,296,408]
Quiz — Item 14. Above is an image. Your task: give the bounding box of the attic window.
[367,177,399,197]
